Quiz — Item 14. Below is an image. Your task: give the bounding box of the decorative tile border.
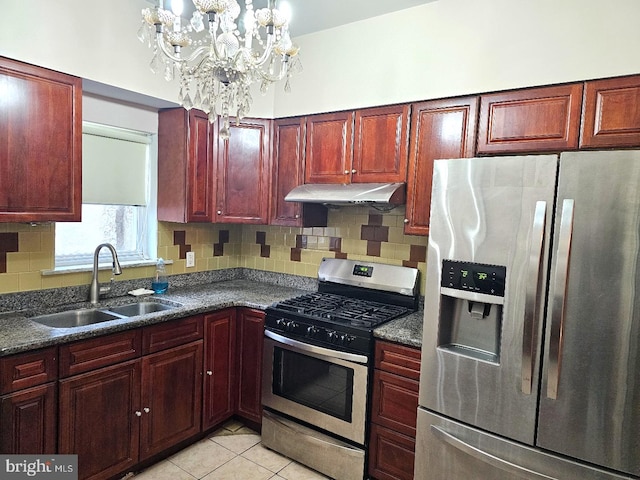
[214,229,230,257]
[256,231,271,258]
[173,230,191,259]
[0,233,19,274]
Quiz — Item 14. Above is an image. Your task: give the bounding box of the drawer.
[371,369,419,437]
[142,315,204,354]
[374,340,421,380]
[0,347,57,394]
[59,329,142,377]
[368,423,416,480]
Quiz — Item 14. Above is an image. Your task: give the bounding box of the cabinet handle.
[135,411,142,417]
[217,210,222,215]
[351,169,357,174]
[206,370,213,376]
[143,407,150,413]
[403,218,409,224]
[344,170,350,175]
[295,214,300,219]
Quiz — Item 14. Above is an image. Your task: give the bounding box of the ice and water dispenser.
[437,260,506,363]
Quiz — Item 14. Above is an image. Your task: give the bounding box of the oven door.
[262,330,369,445]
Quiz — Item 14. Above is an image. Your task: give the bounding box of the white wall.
[2,0,640,118]
[273,0,640,116]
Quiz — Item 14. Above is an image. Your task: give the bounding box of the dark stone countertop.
[0,276,424,357]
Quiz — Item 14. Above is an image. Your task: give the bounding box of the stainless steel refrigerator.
[415,151,640,479]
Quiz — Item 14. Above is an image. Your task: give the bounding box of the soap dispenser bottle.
[152,258,168,294]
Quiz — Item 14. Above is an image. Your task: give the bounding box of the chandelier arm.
[256,57,290,83]
[253,33,276,67]
[155,32,215,65]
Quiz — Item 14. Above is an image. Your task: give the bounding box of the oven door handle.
[265,330,369,365]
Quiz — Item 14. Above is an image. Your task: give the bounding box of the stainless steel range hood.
[284,183,405,209]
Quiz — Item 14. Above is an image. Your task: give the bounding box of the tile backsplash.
[0,206,428,295]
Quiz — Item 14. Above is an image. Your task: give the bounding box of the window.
[55,122,157,269]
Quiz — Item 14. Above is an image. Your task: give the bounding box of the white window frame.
[53,125,158,271]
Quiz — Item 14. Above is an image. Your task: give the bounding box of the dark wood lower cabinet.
[58,360,141,480]
[140,341,203,460]
[203,309,237,430]
[369,424,416,480]
[0,383,57,454]
[369,341,421,480]
[236,308,265,425]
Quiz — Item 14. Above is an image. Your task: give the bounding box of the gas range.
[265,258,420,355]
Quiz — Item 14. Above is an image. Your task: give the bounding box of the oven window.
[273,347,354,422]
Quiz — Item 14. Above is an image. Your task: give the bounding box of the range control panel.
[441,260,506,297]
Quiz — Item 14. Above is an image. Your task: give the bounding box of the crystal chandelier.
[138,0,301,139]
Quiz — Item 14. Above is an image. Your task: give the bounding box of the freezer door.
[537,150,640,476]
[419,155,557,444]
[415,408,634,480]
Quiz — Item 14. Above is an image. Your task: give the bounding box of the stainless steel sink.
[30,309,122,328]
[106,301,176,317]
[29,300,180,328]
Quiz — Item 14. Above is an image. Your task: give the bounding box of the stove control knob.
[275,318,287,328]
[340,334,356,346]
[285,320,298,332]
[306,326,320,337]
[327,330,338,342]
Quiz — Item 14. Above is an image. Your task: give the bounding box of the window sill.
[42,259,173,276]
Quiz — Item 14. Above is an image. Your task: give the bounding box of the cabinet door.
[216,118,271,223]
[477,83,582,154]
[236,308,265,425]
[271,117,327,227]
[140,341,203,460]
[0,383,56,454]
[158,108,215,223]
[368,423,416,480]
[203,309,237,430]
[353,105,409,183]
[404,97,478,236]
[59,360,141,480]
[0,56,81,222]
[305,111,354,184]
[371,370,419,438]
[580,75,640,148]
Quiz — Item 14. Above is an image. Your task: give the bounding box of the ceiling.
[249,0,433,37]
[86,1,435,108]
[147,1,434,37]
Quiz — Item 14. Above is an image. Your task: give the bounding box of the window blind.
[82,122,151,206]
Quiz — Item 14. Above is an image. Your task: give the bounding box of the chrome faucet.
[89,243,123,304]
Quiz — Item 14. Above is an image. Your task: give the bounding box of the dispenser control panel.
[441,260,506,297]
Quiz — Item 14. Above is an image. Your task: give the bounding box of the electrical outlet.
[186,251,195,268]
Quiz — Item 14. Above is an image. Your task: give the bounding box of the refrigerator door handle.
[547,198,575,399]
[431,425,558,480]
[522,200,547,395]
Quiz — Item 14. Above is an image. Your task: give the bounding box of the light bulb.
[279,1,292,23]
[170,0,184,17]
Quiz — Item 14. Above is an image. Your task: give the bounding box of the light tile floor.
[130,419,331,480]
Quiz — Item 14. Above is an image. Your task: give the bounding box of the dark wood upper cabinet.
[216,118,271,224]
[580,75,640,148]
[271,117,327,227]
[477,83,583,154]
[353,104,410,183]
[0,56,82,223]
[305,111,354,184]
[404,97,478,236]
[305,106,409,184]
[158,108,215,223]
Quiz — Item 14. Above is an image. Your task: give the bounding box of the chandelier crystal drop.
[138,0,301,139]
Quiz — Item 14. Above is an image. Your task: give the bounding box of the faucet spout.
[89,243,123,304]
